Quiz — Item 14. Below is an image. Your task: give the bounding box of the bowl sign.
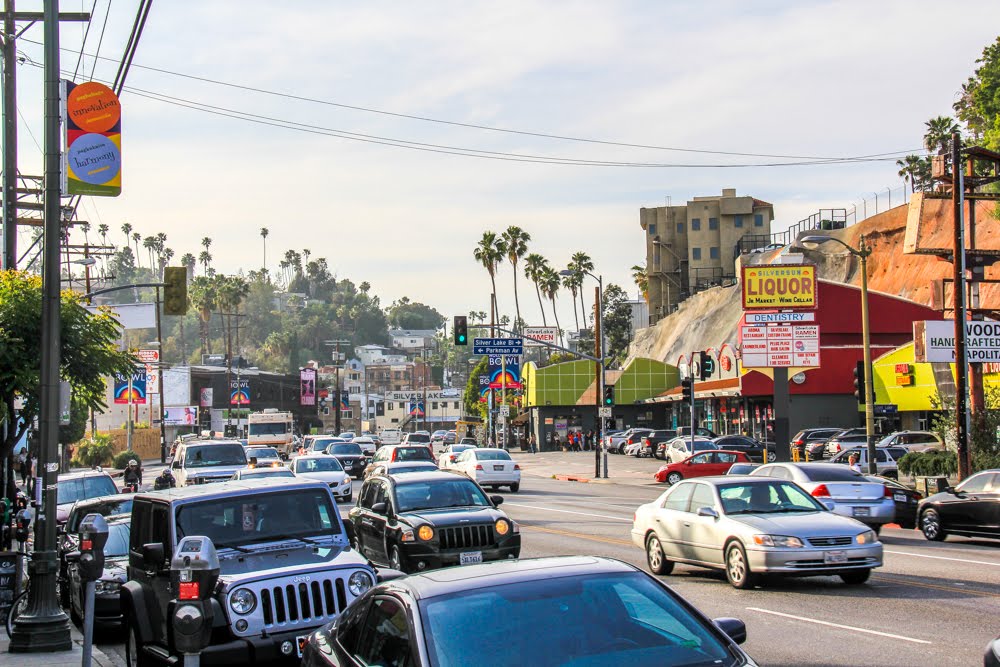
[62,80,122,197]
[742,265,816,310]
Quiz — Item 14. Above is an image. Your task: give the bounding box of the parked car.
[65,517,130,629]
[632,477,882,588]
[751,462,895,530]
[918,469,1000,542]
[986,634,1000,667]
[292,455,354,502]
[662,437,717,463]
[454,448,521,492]
[59,492,133,607]
[790,427,842,460]
[830,446,908,478]
[364,445,437,478]
[170,439,249,486]
[869,475,922,529]
[621,430,655,457]
[676,426,717,438]
[56,470,118,525]
[727,462,761,475]
[654,451,752,485]
[438,444,476,470]
[230,466,295,481]
[820,431,870,460]
[608,428,653,454]
[641,430,677,459]
[301,556,756,667]
[324,441,369,479]
[347,471,521,573]
[876,430,944,453]
[711,435,774,463]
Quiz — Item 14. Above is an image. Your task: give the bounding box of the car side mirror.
[944,486,958,495]
[696,507,718,519]
[491,495,504,506]
[713,617,747,645]
[371,502,388,515]
[142,542,165,569]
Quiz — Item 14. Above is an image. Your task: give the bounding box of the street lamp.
[796,234,876,474]
[561,268,607,479]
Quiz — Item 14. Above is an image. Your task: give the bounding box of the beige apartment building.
[639,188,774,324]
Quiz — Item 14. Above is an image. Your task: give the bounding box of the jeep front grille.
[438,524,495,550]
[259,576,348,628]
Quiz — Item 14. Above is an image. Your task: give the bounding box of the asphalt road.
[99,454,999,666]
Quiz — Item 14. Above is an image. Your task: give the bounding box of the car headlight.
[417,525,434,541]
[753,534,804,548]
[348,571,374,596]
[229,588,257,615]
[95,580,121,595]
[856,530,878,545]
[495,519,510,536]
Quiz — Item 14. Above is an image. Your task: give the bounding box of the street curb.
[552,474,590,483]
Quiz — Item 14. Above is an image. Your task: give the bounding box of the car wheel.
[666,472,683,485]
[125,618,151,667]
[920,508,947,541]
[645,534,674,575]
[389,545,408,573]
[510,483,520,492]
[840,568,872,585]
[343,493,352,503]
[871,524,882,536]
[725,542,759,589]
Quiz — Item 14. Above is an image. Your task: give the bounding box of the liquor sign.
[915,320,1000,363]
[740,324,821,368]
[61,80,122,197]
[113,369,147,404]
[523,327,559,346]
[741,265,817,310]
[230,379,250,406]
[300,368,316,406]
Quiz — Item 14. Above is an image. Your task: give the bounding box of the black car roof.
[379,556,637,600]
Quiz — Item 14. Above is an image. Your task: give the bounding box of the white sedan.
[437,444,476,470]
[352,436,376,456]
[454,448,520,492]
[291,455,353,502]
[663,437,717,463]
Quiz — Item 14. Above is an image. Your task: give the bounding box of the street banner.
[341,390,350,410]
[113,369,147,404]
[408,401,425,417]
[478,375,491,402]
[742,264,816,310]
[199,388,214,407]
[146,365,159,394]
[488,355,522,389]
[164,406,198,426]
[230,379,250,406]
[61,80,122,197]
[300,368,316,406]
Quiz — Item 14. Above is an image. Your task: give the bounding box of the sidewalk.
[1,622,124,667]
[513,449,664,488]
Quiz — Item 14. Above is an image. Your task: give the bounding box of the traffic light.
[603,385,615,406]
[163,266,188,316]
[853,361,866,404]
[453,315,468,345]
[699,351,715,381]
[681,377,694,403]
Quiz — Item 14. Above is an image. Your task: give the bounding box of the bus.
[247,410,295,457]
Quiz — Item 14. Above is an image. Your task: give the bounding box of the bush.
[897,450,958,477]
[72,434,114,468]
[112,451,140,469]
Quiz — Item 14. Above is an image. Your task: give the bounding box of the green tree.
[188,276,218,354]
[474,232,504,330]
[0,271,136,489]
[387,298,444,330]
[631,264,648,302]
[523,253,550,326]
[896,154,931,194]
[500,226,530,331]
[562,269,583,333]
[463,356,489,419]
[954,37,1000,148]
[923,115,960,155]
[539,266,563,346]
[570,251,594,328]
[260,227,269,274]
[601,283,633,365]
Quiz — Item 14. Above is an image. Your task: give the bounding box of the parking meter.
[170,536,220,660]
[78,514,109,581]
[14,508,31,544]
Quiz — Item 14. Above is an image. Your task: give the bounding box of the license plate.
[852,506,871,517]
[296,635,309,658]
[493,465,504,471]
[893,492,907,502]
[460,551,483,565]
[824,550,847,564]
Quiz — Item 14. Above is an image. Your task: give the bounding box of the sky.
[9,1,1000,331]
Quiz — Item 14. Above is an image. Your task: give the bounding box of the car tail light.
[884,485,893,498]
[913,491,923,501]
[475,464,483,470]
[811,484,831,498]
[514,464,521,470]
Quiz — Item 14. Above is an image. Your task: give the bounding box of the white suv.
[170,439,248,486]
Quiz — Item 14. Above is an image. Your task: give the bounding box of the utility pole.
[324,339,349,435]
[155,288,166,463]
[593,287,601,478]
[951,132,971,480]
[2,0,17,270]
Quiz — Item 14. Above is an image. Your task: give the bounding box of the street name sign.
[474,337,524,355]
[915,320,1000,362]
[523,327,559,346]
[740,324,821,368]
[742,265,817,310]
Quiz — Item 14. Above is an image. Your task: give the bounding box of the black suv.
[348,471,521,573]
[122,478,377,666]
[711,435,775,463]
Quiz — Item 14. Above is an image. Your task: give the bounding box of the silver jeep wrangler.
[122,477,377,665]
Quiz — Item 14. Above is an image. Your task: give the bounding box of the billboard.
[230,379,250,406]
[915,320,1000,363]
[742,265,817,310]
[488,355,522,390]
[62,80,122,197]
[164,406,198,426]
[113,369,147,404]
[300,368,316,406]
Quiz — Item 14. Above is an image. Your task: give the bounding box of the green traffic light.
[458,335,466,342]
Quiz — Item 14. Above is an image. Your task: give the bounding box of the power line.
[18,36,921,162]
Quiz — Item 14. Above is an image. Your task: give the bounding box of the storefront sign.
[915,320,1000,362]
[740,324,821,368]
[744,312,816,324]
[523,327,558,346]
[742,265,817,310]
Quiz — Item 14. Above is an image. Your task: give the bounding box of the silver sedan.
[631,476,883,589]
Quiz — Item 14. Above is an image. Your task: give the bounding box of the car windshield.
[718,481,825,514]
[475,450,512,461]
[328,443,363,456]
[395,479,491,512]
[406,434,431,443]
[394,447,434,462]
[312,438,344,451]
[419,571,736,667]
[246,447,280,459]
[183,444,247,468]
[801,466,866,482]
[248,422,288,436]
[103,523,131,558]
[295,457,344,473]
[175,488,340,548]
[57,476,117,506]
[727,464,758,475]
[67,498,133,532]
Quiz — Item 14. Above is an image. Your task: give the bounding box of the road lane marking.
[885,549,1000,567]
[521,524,633,547]
[872,574,1000,599]
[745,607,932,644]
[504,502,632,522]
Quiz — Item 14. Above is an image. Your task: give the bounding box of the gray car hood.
[730,510,867,536]
[217,540,369,585]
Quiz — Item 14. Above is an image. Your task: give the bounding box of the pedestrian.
[848,453,862,474]
[29,453,37,496]
[529,433,537,454]
[17,449,28,489]
[587,430,595,451]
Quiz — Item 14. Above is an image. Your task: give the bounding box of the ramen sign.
[742,265,817,310]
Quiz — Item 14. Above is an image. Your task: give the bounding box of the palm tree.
[161,247,175,275]
[473,232,504,333]
[143,236,156,271]
[98,223,109,245]
[923,116,959,155]
[897,155,926,196]
[131,232,142,268]
[570,251,594,326]
[199,250,212,275]
[260,227,269,274]
[201,237,212,252]
[562,269,582,333]
[181,253,197,280]
[631,264,649,302]
[188,276,217,354]
[523,253,550,326]
[500,226,530,331]
[79,221,91,245]
[539,266,563,346]
[120,222,132,247]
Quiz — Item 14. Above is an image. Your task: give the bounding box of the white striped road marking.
[885,549,1000,567]
[746,607,932,645]
[503,502,632,522]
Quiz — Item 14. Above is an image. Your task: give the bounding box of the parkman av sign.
[741,265,817,310]
[915,320,1000,362]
